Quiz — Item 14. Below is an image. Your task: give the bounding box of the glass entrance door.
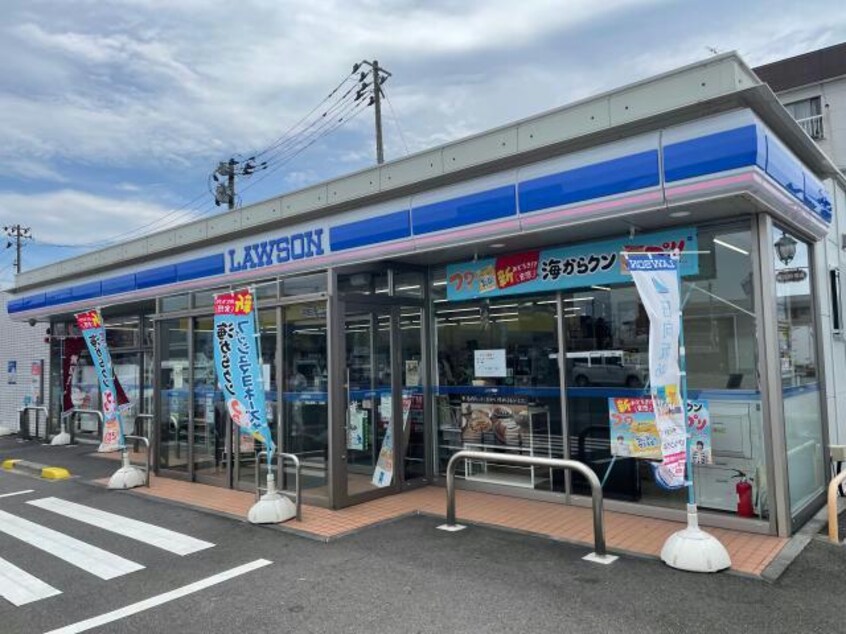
[340,301,428,505]
[344,305,394,499]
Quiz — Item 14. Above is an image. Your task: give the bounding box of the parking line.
[0,509,144,580]
[28,497,215,556]
[0,557,61,606]
[44,559,273,634]
[0,490,35,499]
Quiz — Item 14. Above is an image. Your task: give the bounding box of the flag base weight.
[108,450,146,490]
[248,473,296,524]
[50,422,71,446]
[661,504,731,573]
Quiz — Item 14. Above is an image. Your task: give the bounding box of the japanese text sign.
[74,309,124,452]
[212,289,275,454]
[626,253,686,489]
[445,228,698,300]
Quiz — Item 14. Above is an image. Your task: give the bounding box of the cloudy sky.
[1,0,845,287]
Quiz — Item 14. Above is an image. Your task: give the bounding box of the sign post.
[626,252,730,573]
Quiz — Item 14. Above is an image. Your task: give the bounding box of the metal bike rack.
[123,435,151,487]
[18,406,50,441]
[441,451,615,563]
[62,408,105,444]
[255,450,303,521]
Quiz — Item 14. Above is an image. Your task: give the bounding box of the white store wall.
[0,292,50,433]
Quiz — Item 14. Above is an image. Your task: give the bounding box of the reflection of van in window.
[566,351,646,388]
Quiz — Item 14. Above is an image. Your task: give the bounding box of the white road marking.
[28,497,215,556]
[44,559,273,634]
[0,489,35,499]
[0,509,144,580]
[0,557,61,606]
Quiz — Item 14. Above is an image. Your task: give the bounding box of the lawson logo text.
[227,229,325,272]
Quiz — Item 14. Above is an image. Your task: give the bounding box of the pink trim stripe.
[664,172,756,198]
[412,218,522,246]
[519,190,663,227]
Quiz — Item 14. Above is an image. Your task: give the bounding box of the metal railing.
[443,451,610,559]
[61,408,104,443]
[255,450,302,521]
[795,114,824,139]
[123,435,151,487]
[132,414,153,452]
[58,409,104,444]
[18,406,49,441]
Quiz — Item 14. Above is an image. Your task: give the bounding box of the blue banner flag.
[75,309,125,452]
[213,289,275,455]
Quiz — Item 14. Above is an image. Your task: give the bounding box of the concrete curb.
[2,458,71,480]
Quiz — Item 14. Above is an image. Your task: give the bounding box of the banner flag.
[74,309,125,452]
[626,253,687,489]
[212,289,275,455]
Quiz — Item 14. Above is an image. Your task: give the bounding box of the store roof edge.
[12,51,841,294]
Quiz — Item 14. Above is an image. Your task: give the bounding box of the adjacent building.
[6,50,846,538]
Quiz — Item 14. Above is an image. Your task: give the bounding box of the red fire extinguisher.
[732,470,754,518]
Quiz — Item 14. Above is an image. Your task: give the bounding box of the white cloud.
[0,189,193,245]
[0,0,845,278]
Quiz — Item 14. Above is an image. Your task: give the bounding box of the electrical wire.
[236,97,372,199]
[383,89,409,157]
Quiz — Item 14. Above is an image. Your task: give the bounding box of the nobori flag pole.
[623,250,730,573]
[246,287,296,524]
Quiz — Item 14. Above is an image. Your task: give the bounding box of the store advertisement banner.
[75,309,125,452]
[608,398,662,460]
[687,401,712,465]
[608,398,711,464]
[62,337,85,412]
[626,253,686,489]
[446,227,698,300]
[213,289,276,455]
[371,396,416,488]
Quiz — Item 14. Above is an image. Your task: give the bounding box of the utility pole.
[356,60,392,165]
[372,60,385,165]
[3,225,32,274]
[226,158,236,210]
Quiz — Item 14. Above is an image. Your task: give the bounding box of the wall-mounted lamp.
[774,232,797,266]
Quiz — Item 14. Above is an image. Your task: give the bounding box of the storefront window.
[394,270,425,298]
[282,301,329,498]
[282,273,326,296]
[105,316,140,349]
[161,294,189,312]
[434,287,560,491]
[158,318,190,472]
[772,225,826,516]
[338,271,389,295]
[566,223,766,519]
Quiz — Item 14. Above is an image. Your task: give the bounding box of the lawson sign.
[226,228,326,273]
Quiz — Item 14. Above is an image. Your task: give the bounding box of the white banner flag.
[627,253,687,489]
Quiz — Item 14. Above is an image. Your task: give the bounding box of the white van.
[566,350,646,388]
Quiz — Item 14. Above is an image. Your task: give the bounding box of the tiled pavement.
[123,475,787,577]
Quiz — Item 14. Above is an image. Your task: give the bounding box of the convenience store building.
[7,53,846,538]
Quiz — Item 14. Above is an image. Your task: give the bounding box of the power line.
[383,89,409,156]
[237,97,372,199]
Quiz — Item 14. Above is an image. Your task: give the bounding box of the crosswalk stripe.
[27,497,215,556]
[0,510,144,580]
[0,557,61,606]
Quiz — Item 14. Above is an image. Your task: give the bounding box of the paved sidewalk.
[130,475,786,576]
